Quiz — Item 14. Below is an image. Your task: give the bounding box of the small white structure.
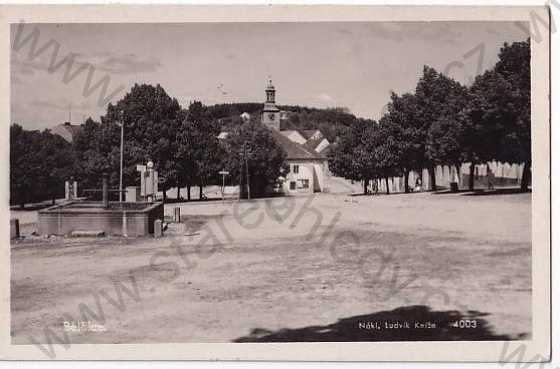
[65,180,78,200]
[136,163,158,201]
[125,186,140,202]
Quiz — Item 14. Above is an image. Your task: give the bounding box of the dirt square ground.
[10,190,531,347]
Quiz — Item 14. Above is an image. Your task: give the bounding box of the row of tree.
[328,39,531,194]
[68,85,290,202]
[10,125,75,206]
[10,39,530,206]
[10,84,289,207]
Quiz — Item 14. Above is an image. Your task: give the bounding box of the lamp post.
[243,142,252,200]
[118,110,124,202]
[147,160,154,202]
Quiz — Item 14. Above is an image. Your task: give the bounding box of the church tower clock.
[262,79,281,130]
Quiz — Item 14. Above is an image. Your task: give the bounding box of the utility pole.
[119,111,124,202]
[238,142,251,200]
[244,142,251,200]
[238,150,243,202]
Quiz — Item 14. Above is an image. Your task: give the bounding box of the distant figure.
[371,180,378,195]
[67,180,74,200]
[487,164,495,190]
[415,177,422,192]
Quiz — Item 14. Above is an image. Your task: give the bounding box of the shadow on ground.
[233,305,526,342]
[462,188,531,196]
[10,203,56,211]
[432,187,530,196]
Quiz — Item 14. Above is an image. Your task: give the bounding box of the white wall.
[281,160,329,194]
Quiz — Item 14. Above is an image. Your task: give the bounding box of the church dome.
[266,79,275,91]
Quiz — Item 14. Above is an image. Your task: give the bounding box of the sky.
[10,21,529,130]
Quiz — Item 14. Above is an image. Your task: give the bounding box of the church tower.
[262,79,281,130]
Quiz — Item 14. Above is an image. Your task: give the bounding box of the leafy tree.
[372,121,403,194]
[40,130,76,204]
[425,81,469,187]
[494,39,531,191]
[456,40,530,191]
[176,115,198,201]
[378,92,422,193]
[102,83,183,201]
[462,40,529,192]
[414,66,468,191]
[328,120,387,194]
[222,119,287,198]
[176,101,225,200]
[10,124,42,207]
[328,122,366,191]
[73,117,116,192]
[461,71,511,190]
[10,124,75,207]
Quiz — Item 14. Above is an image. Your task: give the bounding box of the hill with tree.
[206,103,366,143]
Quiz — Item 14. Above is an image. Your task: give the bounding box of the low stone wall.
[38,201,164,237]
[374,162,527,193]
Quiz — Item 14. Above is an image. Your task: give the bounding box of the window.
[290,181,296,190]
[292,165,299,174]
[300,179,309,189]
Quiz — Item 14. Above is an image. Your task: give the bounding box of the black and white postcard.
[0,4,551,362]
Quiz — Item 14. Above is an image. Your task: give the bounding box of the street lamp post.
[147,160,154,202]
[118,110,124,202]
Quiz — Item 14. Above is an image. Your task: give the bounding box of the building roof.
[279,130,307,145]
[51,122,82,143]
[303,136,326,152]
[300,129,323,140]
[270,129,326,161]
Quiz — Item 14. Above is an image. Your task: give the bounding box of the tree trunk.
[199,184,203,200]
[404,170,410,193]
[468,162,475,191]
[162,184,167,203]
[186,184,191,201]
[455,164,462,188]
[363,179,369,195]
[385,177,390,195]
[52,196,56,205]
[429,166,437,191]
[521,162,531,192]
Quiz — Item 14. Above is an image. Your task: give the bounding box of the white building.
[260,80,331,194]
